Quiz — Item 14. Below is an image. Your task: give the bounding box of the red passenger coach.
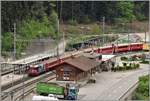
[130,43,143,51]
[116,44,129,52]
[101,46,113,54]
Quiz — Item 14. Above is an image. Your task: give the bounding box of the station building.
[54,56,100,81]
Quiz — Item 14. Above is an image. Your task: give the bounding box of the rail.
[1,71,55,101]
[118,81,139,100]
[15,76,56,101]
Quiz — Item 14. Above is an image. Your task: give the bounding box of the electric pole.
[145,31,146,43]
[102,16,105,46]
[0,1,2,101]
[56,19,59,59]
[13,23,16,60]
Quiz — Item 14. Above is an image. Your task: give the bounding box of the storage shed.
[55,56,100,81]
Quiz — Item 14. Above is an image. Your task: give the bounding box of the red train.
[28,43,143,76]
[95,43,143,54]
[28,54,77,76]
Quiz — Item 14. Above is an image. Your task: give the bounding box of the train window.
[118,46,128,48]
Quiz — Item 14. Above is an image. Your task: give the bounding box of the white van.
[32,95,59,101]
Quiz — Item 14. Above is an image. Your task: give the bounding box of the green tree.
[114,1,135,23]
[49,10,59,39]
[2,32,13,51]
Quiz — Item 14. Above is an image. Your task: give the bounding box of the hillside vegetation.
[1,1,149,58]
[132,75,149,100]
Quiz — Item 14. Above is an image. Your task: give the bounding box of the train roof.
[3,53,55,65]
[114,42,143,46]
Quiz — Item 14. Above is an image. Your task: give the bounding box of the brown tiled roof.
[64,56,100,71]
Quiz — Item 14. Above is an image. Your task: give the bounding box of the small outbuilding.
[83,52,116,71]
[55,56,100,81]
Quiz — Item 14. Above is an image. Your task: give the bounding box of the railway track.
[1,71,55,101]
[1,50,146,91]
[15,76,56,101]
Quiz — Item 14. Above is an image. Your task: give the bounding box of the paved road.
[78,64,149,100]
[97,65,149,100]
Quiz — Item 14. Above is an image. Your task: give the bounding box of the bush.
[112,62,139,72]
[136,63,140,68]
[120,56,128,61]
[122,62,127,67]
[140,60,149,64]
[91,24,101,34]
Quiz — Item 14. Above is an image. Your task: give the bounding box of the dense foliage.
[132,75,149,100]
[1,1,149,57]
[2,1,149,33]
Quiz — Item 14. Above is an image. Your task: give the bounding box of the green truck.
[36,82,78,100]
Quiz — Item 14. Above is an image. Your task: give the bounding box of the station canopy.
[101,55,116,61]
[2,53,54,65]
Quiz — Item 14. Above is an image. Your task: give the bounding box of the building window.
[63,71,70,80]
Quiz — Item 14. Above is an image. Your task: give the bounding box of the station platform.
[2,73,27,87]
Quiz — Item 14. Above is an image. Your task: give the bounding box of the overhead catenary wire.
[0,1,2,101]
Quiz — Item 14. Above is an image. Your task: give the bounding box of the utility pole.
[62,32,65,53]
[56,19,59,59]
[128,22,130,51]
[145,31,146,43]
[13,23,16,60]
[102,16,105,46]
[0,1,2,101]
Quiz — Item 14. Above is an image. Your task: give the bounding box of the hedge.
[112,62,140,71]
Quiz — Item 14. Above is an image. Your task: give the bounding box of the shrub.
[122,62,127,67]
[112,62,139,72]
[140,60,149,64]
[136,63,140,68]
[120,56,128,61]
[91,24,101,34]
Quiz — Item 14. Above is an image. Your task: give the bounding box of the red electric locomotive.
[28,54,76,76]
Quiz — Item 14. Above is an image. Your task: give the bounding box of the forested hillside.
[2,1,148,33]
[1,1,149,58]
